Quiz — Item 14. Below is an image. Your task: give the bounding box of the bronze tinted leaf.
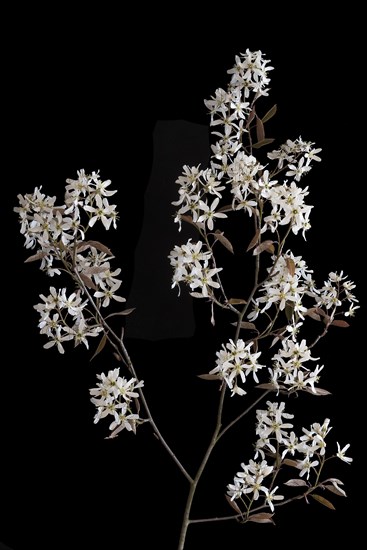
[90,332,107,361]
[284,479,308,487]
[256,115,265,142]
[228,298,247,305]
[252,138,275,149]
[225,495,242,514]
[262,104,278,123]
[214,230,234,254]
[86,240,113,256]
[24,251,48,263]
[79,272,98,290]
[286,257,295,276]
[331,319,350,328]
[253,240,275,255]
[247,513,274,524]
[246,229,260,252]
[311,494,336,510]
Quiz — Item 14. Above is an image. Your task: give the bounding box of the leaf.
[330,319,350,328]
[225,495,242,514]
[24,251,48,263]
[253,240,275,255]
[214,230,234,254]
[262,104,277,123]
[323,484,346,497]
[252,138,275,149]
[197,374,221,381]
[284,479,308,487]
[282,458,300,468]
[84,265,108,275]
[180,214,196,225]
[304,387,332,396]
[310,494,336,510]
[256,115,265,142]
[217,204,233,213]
[256,383,278,391]
[285,302,294,322]
[85,240,113,256]
[246,106,256,128]
[247,513,274,524]
[90,333,107,361]
[246,229,260,252]
[231,321,257,331]
[228,298,247,305]
[79,272,98,291]
[286,257,295,276]
[306,308,322,322]
[105,308,136,319]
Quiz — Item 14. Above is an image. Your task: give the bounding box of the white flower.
[336,442,353,464]
[94,282,126,308]
[261,486,284,512]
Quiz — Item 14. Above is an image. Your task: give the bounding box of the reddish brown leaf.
[331,319,350,328]
[323,484,346,497]
[286,257,295,276]
[105,308,136,319]
[230,321,257,331]
[256,383,278,391]
[197,374,221,381]
[228,298,247,305]
[79,272,98,290]
[24,251,48,263]
[86,240,113,256]
[283,458,300,468]
[284,479,308,487]
[90,333,107,361]
[253,240,275,255]
[217,204,233,213]
[306,308,321,322]
[214,230,234,254]
[262,104,278,124]
[246,229,260,252]
[84,265,108,275]
[247,512,274,524]
[252,138,275,149]
[304,387,332,396]
[256,115,265,142]
[311,494,336,510]
[246,107,256,128]
[180,214,195,225]
[225,494,242,514]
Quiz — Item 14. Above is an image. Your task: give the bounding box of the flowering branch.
[14,48,358,549]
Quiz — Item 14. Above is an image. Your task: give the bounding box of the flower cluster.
[228,401,352,514]
[168,239,222,298]
[209,339,265,396]
[14,170,127,354]
[89,368,145,437]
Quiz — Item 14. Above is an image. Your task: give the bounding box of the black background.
[2,7,364,549]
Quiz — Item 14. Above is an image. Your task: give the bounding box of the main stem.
[177,386,226,550]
